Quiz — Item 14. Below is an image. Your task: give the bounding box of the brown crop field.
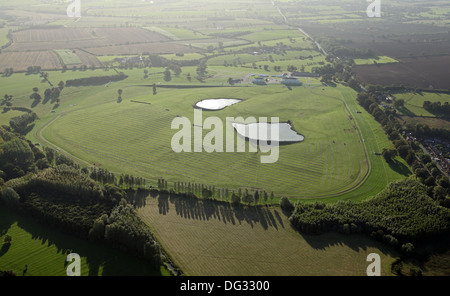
[353,55,450,90]
[12,28,95,43]
[137,193,399,276]
[73,50,103,68]
[93,27,170,44]
[0,51,61,72]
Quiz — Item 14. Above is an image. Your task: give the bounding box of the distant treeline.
[65,73,128,87]
[319,38,376,59]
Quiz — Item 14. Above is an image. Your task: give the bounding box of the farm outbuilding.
[281,78,303,86]
[252,78,267,85]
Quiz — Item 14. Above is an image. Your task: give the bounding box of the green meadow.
[54,49,83,66]
[353,56,399,65]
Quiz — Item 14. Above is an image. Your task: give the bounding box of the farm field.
[137,193,398,276]
[353,56,450,90]
[0,51,61,72]
[353,56,399,65]
[394,91,450,131]
[54,49,82,66]
[394,92,450,118]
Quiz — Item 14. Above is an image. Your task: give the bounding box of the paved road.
[271,1,329,57]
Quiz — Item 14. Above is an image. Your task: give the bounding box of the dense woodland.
[0,126,161,270]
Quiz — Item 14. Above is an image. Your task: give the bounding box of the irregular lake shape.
[195,98,242,111]
[232,122,305,143]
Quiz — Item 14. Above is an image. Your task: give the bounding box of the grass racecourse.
[31,69,410,202]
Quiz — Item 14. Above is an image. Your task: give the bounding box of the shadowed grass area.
[0,206,167,276]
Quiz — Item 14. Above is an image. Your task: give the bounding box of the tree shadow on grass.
[149,192,284,231]
[0,243,11,257]
[30,100,40,108]
[398,106,416,117]
[388,159,412,177]
[299,230,399,260]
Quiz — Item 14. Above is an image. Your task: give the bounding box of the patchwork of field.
[137,194,398,276]
[283,2,450,90]
[0,26,195,71]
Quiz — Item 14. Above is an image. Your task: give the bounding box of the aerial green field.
[353,56,399,65]
[394,92,450,117]
[54,49,83,66]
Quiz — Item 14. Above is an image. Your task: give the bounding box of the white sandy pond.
[232,122,305,143]
[195,98,242,110]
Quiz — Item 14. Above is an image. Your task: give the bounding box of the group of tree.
[405,122,450,140]
[1,94,13,107]
[196,60,208,77]
[289,178,450,252]
[118,174,146,189]
[319,38,376,59]
[164,68,172,82]
[65,73,128,87]
[89,167,117,185]
[0,127,46,181]
[9,112,38,135]
[89,204,161,269]
[30,87,41,103]
[26,66,41,75]
[155,178,276,206]
[43,87,61,103]
[423,101,450,117]
[117,89,123,103]
[2,68,13,77]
